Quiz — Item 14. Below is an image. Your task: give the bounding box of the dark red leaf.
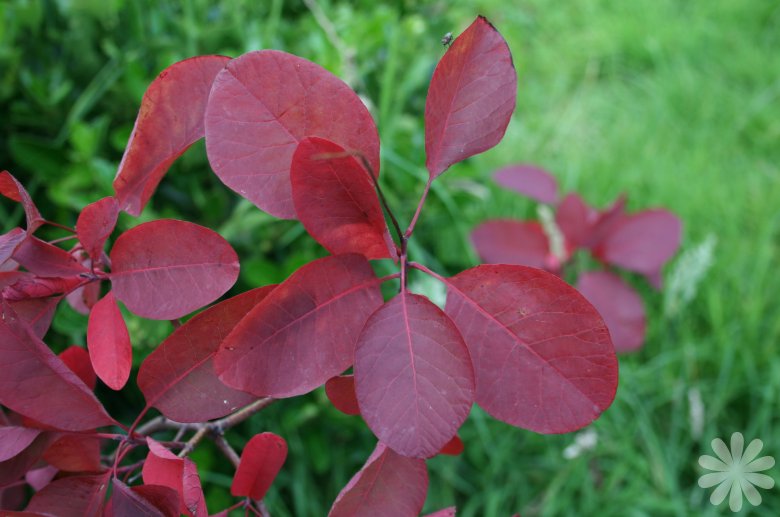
[577,271,646,353]
[425,508,457,517]
[555,193,597,251]
[59,346,97,390]
[113,56,231,216]
[110,480,180,517]
[215,254,383,398]
[87,292,132,390]
[0,171,44,232]
[0,301,115,431]
[594,209,682,275]
[291,137,394,260]
[328,442,428,517]
[137,287,274,422]
[355,293,474,458]
[76,197,119,262]
[0,272,59,338]
[0,426,41,461]
[325,375,360,416]
[205,50,380,219]
[66,279,101,315]
[12,237,90,277]
[444,265,618,433]
[25,472,110,517]
[1,484,26,510]
[437,435,464,456]
[2,275,83,301]
[0,432,54,488]
[142,438,207,517]
[471,220,549,269]
[0,228,26,265]
[424,17,516,178]
[42,434,102,472]
[493,165,558,204]
[231,432,287,500]
[109,219,239,320]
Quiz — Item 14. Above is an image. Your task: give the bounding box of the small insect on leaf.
[441,32,453,47]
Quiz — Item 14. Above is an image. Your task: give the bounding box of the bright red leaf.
[215,254,383,398]
[291,137,394,260]
[0,426,41,462]
[471,220,549,269]
[42,434,102,472]
[109,219,239,320]
[424,17,517,178]
[0,301,115,431]
[437,435,464,456]
[444,265,618,433]
[142,438,207,517]
[110,480,180,517]
[0,171,44,232]
[494,165,558,204]
[59,346,97,390]
[231,432,287,500]
[11,237,89,277]
[113,56,231,216]
[328,442,428,517]
[205,50,380,219]
[25,472,110,517]
[355,293,474,458]
[76,197,119,262]
[137,286,274,422]
[325,375,360,416]
[577,271,646,353]
[87,292,132,390]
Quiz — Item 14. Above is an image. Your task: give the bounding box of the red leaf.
[0,228,26,265]
[444,265,618,433]
[424,17,517,178]
[12,237,90,277]
[138,287,274,422]
[2,275,83,301]
[0,426,41,461]
[87,292,132,390]
[0,301,115,431]
[594,209,682,275]
[205,50,380,219]
[25,472,110,517]
[328,442,428,516]
[66,279,101,315]
[109,220,239,320]
[215,254,383,398]
[142,438,207,517]
[437,435,464,456]
[25,465,58,491]
[113,56,231,216]
[577,271,646,353]
[59,346,97,390]
[76,197,119,262]
[493,165,558,204]
[584,195,627,249]
[555,193,597,251]
[0,171,44,232]
[110,480,180,517]
[291,137,394,260]
[425,508,457,517]
[355,293,474,458]
[42,434,102,472]
[325,375,360,416]
[0,432,54,488]
[0,272,59,338]
[471,220,549,269]
[231,432,287,500]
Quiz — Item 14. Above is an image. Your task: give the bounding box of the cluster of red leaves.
[0,17,618,516]
[472,165,682,352]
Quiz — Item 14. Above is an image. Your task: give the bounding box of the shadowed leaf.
[26,472,110,517]
[110,480,180,517]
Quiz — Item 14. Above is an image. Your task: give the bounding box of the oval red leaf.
[25,472,111,517]
[355,293,474,458]
[325,375,360,416]
[205,50,380,219]
[0,171,43,231]
[113,56,231,215]
[471,220,549,269]
[425,17,517,178]
[138,286,274,422]
[12,237,89,277]
[328,442,428,517]
[110,480,180,517]
[215,254,383,398]
[76,197,119,262]
[109,219,239,320]
[291,137,394,260]
[142,438,206,517]
[0,426,41,462]
[87,292,132,390]
[577,271,646,353]
[0,301,115,431]
[231,432,287,500]
[444,265,618,433]
[59,346,97,390]
[494,165,558,204]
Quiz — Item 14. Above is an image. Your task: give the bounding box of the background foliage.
[1,0,779,515]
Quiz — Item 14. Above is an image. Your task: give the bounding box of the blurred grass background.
[1,0,779,515]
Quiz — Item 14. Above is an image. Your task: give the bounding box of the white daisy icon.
[698,432,775,512]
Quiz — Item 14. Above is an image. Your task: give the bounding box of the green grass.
[2,0,779,515]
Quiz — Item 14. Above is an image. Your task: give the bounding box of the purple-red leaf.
[42,434,102,472]
[59,346,97,390]
[577,271,646,353]
[444,265,618,433]
[0,301,115,431]
[355,293,474,458]
[0,272,59,338]
[87,292,132,390]
[215,254,383,398]
[325,375,360,416]
[113,56,231,216]
[76,197,119,262]
[25,472,110,517]
[471,220,549,269]
[11,237,89,277]
[231,432,287,500]
[205,50,380,219]
[142,438,207,517]
[328,442,428,517]
[494,165,558,204]
[291,137,394,260]
[2,275,83,301]
[110,480,180,517]
[137,287,274,422]
[109,220,239,320]
[0,171,44,232]
[555,193,597,251]
[0,426,41,462]
[0,228,26,265]
[0,432,53,488]
[424,17,517,178]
